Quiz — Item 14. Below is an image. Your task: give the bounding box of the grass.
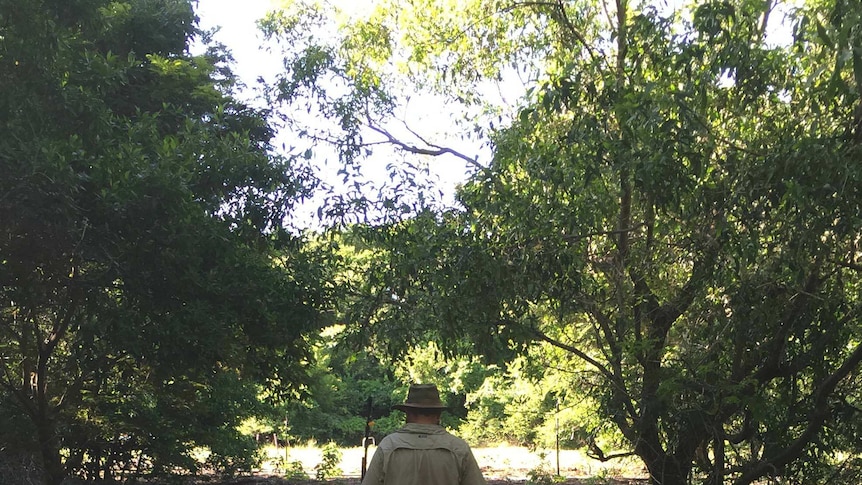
[259,444,646,481]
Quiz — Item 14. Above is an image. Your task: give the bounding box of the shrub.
[314,442,343,480]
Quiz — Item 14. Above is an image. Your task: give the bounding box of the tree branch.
[833,258,862,272]
[560,223,646,243]
[753,266,822,383]
[733,341,862,485]
[505,1,599,61]
[580,293,625,372]
[588,435,637,462]
[529,327,615,383]
[366,122,483,170]
[529,326,637,425]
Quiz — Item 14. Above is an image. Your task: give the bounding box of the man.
[361,383,486,485]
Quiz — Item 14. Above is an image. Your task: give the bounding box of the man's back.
[362,423,485,485]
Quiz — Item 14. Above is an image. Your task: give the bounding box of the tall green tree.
[268,0,862,484]
[0,1,328,483]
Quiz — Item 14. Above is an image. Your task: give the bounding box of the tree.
[259,0,536,226]
[267,0,862,484]
[276,324,405,445]
[0,1,328,483]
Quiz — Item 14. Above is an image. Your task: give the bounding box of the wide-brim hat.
[393,384,448,411]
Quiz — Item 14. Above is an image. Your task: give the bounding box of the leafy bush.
[282,460,310,480]
[314,442,343,480]
[204,434,261,476]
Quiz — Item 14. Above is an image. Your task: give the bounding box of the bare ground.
[0,447,649,485]
[239,446,648,485]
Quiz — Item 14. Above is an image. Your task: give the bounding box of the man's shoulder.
[396,423,450,435]
[377,425,470,450]
[438,431,471,448]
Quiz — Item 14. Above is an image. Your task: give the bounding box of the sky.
[193,0,482,226]
[193,0,396,107]
[194,0,281,100]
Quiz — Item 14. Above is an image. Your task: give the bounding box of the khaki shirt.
[361,423,486,485]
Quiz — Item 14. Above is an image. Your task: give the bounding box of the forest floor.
[222,445,650,485]
[0,446,650,485]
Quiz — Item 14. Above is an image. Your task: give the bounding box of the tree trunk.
[36,418,65,485]
[644,455,690,485]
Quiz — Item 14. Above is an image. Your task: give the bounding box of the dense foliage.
[0,0,329,483]
[268,0,862,484]
[3,0,862,484]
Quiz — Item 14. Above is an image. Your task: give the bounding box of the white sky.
[194,0,281,99]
